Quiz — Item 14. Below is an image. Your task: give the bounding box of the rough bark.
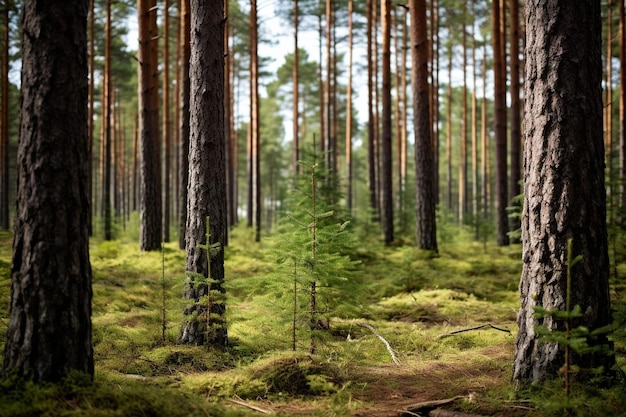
[514,0,614,382]
[138,0,162,251]
[410,0,437,252]
[3,0,93,382]
[180,0,227,347]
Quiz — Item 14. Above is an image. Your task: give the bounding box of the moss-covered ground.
[0,223,625,416]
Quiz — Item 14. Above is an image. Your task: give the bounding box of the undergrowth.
[0,223,624,416]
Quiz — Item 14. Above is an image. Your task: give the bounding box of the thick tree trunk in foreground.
[180,0,227,347]
[3,0,93,382]
[514,0,614,382]
[410,0,437,252]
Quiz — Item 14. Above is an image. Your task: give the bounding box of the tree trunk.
[508,0,522,239]
[481,43,489,220]
[605,0,614,203]
[430,0,439,206]
[3,0,93,382]
[459,2,468,224]
[138,0,162,251]
[346,0,353,211]
[445,39,453,213]
[514,0,614,382]
[251,0,261,242]
[180,0,227,347]
[367,0,378,221]
[471,1,478,234]
[381,0,393,245]
[178,0,190,249]
[617,0,626,209]
[103,0,113,240]
[400,5,409,224]
[292,0,300,174]
[324,0,332,171]
[410,0,437,252]
[492,0,509,246]
[162,0,171,243]
[0,1,9,230]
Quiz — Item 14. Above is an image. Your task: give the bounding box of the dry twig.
[358,322,401,365]
[436,324,511,339]
[227,395,272,414]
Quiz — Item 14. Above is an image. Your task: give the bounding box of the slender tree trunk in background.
[324,0,332,171]
[223,0,231,241]
[4,0,93,382]
[178,0,190,249]
[103,0,113,240]
[163,0,171,243]
[446,39,453,213]
[459,3,468,225]
[346,0,353,211]
[317,13,325,155]
[180,0,227,347]
[605,0,613,202]
[431,0,439,204]
[481,44,489,219]
[471,1,478,233]
[410,0,437,252]
[228,24,237,227]
[132,112,139,212]
[514,0,614,382]
[138,0,163,251]
[373,3,381,218]
[508,0,521,239]
[381,0,393,245]
[620,0,626,209]
[174,0,181,228]
[292,0,299,174]
[400,6,408,221]
[250,0,261,242]
[0,1,9,230]
[492,0,509,246]
[331,22,338,179]
[87,0,95,235]
[367,0,378,221]
[393,7,401,218]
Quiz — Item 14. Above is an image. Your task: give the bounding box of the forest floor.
[0,222,625,416]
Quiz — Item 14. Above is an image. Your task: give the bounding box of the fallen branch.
[358,322,401,365]
[429,408,479,417]
[227,395,272,414]
[436,324,511,339]
[405,396,465,412]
